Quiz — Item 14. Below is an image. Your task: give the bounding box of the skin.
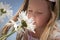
[2,0,59,40]
[26,0,51,39]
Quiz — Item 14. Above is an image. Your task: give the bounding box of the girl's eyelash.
[27,9,43,15]
[35,11,43,14]
[28,10,33,12]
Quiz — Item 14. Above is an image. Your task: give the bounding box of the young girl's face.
[27,0,51,28]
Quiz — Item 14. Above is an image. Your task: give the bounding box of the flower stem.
[0,30,16,40]
[0,26,22,40]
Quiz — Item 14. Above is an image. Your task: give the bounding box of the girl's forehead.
[29,0,47,5]
[29,0,41,5]
[28,0,48,8]
[28,0,49,11]
[28,0,50,14]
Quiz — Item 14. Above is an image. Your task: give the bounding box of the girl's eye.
[35,11,43,15]
[27,10,33,15]
[28,10,33,12]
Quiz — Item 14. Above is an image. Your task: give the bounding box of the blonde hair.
[2,0,58,40]
[16,0,58,40]
[40,0,58,40]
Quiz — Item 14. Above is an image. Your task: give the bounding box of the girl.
[1,0,59,40]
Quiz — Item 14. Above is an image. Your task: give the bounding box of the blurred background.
[0,0,24,40]
[0,0,24,28]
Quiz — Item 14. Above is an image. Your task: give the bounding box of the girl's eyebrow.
[27,7,33,12]
[35,9,43,14]
[28,9,32,11]
[28,9,33,12]
[36,9,43,12]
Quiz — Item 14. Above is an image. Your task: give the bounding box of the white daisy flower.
[0,2,13,23]
[10,11,36,33]
[18,11,36,33]
[10,20,18,31]
[19,11,28,20]
[10,19,22,31]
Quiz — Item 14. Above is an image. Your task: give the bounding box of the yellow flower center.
[21,20,27,28]
[0,8,6,15]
